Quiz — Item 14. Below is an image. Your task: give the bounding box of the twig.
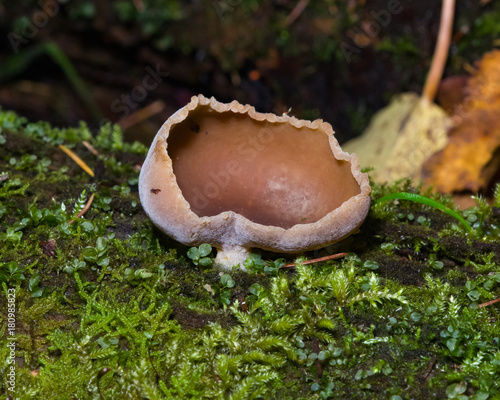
[82,140,100,156]
[118,100,165,130]
[59,144,95,177]
[282,252,348,269]
[133,0,145,12]
[68,193,95,225]
[421,357,436,380]
[149,347,163,383]
[312,338,323,378]
[421,0,456,104]
[478,298,500,308]
[284,0,311,26]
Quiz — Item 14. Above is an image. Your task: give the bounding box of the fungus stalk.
[215,245,251,270]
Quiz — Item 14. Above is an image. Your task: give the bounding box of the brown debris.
[422,50,500,193]
[40,239,56,257]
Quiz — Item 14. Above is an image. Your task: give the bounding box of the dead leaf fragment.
[40,239,56,257]
[343,93,450,183]
[422,50,500,193]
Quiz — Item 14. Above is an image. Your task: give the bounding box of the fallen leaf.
[344,0,456,184]
[422,50,500,193]
[437,75,469,113]
[343,92,450,183]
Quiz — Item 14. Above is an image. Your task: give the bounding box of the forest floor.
[1,108,500,399]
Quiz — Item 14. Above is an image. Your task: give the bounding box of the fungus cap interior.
[167,106,361,229]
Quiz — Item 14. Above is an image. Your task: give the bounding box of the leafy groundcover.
[1,109,500,400]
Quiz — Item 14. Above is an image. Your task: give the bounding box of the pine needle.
[82,140,100,156]
[68,193,95,225]
[478,298,500,308]
[59,144,95,177]
[282,252,348,268]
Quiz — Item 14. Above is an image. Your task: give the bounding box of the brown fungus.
[139,95,371,269]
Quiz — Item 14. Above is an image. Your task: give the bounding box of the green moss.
[1,108,500,399]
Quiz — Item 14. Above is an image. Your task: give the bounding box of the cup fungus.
[139,95,371,269]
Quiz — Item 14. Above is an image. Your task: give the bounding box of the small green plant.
[0,261,25,285]
[28,202,67,227]
[82,236,110,269]
[64,258,87,274]
[416,215,431,227]
[8,154,52,174]
[246,282,266,304]
[218,273,235,306]
[494,183,500,208]
[29,273,44,297]
[243,253,267,272]
[124,267,154,285]
[380,242,397,255]
[94,195,112,211]
[0,176,29,199]
[244,253,285,275]
[313,381,335,399]
[428,253,444,270]
[446,381,468,400]
[328,266,404,307]
[71,189,90,216]
[263,258,285,276]
[483,272,500,291]
[440,324,471,358]
[462,195,490,237]
[187,243,213,266]
[362,260,379,270]
[113,183,131,195]
[9,153,37,170]
[375,192,471,233]
[0,226,23,244]
[465,280,481,308]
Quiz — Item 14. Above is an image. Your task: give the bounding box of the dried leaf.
[343,92,450,183]
[40,239,56,257]
[422,50,500,192]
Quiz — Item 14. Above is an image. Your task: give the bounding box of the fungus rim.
[139,94,371,268]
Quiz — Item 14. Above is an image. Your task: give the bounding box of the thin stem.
[282,252,348,269]
[59,144,95,177]
[478,298,500,308]
[284,0,311,26]
[421,0,456,103]
[68,193,95,225]
[118,100,165,130]
[374,192,471,233]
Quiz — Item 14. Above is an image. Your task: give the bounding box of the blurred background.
[0,0,499,196]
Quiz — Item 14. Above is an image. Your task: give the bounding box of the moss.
[1,108,500,399]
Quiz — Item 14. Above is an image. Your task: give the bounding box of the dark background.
[0,0,498,145]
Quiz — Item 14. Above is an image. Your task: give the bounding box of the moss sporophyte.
[1,108,500,399]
